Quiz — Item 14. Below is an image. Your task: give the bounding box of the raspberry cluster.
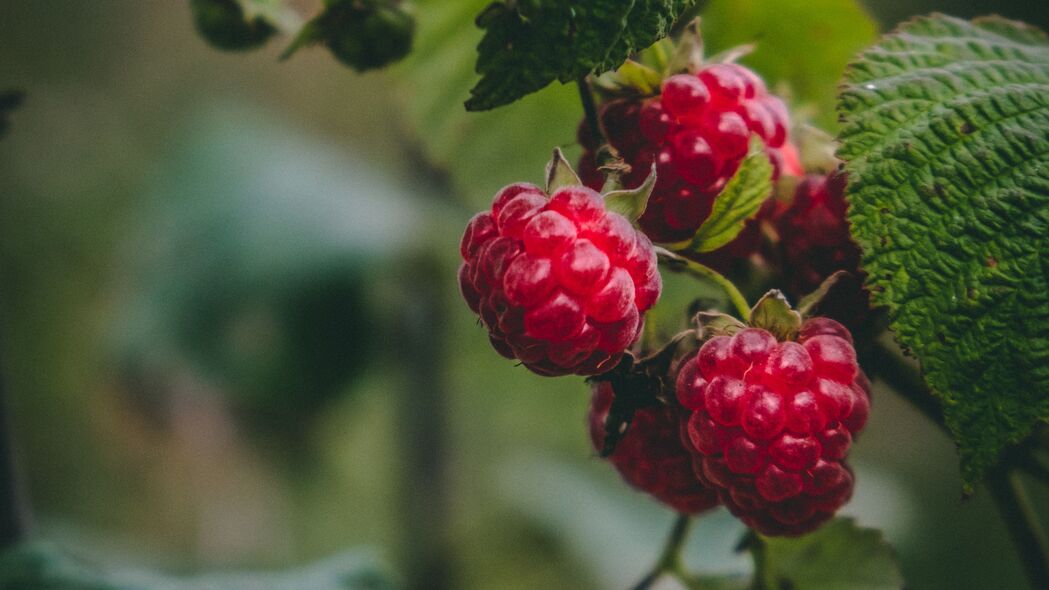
[589,382,719,514]
[459,183,661,376]
[579,63,801,244]
[677,318,869,536]
[772,172,862,296]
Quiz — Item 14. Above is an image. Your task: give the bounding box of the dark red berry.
[459,183,661,376]
[772,172,863,296]
[679,318,869,536]
[589,382,719,514]
[578,63,799,252]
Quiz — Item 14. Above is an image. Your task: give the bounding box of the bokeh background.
[1,1,1048,589]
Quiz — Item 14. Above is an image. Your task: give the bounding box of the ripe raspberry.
[579,63,802,245]
[458,183,661,376]
[773,172,862,296]
[589,382,719,514]
[678,318,869,536]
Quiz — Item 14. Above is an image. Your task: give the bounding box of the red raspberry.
[772,171,862,296]
[458,183,661,376]
[579,63,802,245]
[589,382,720,514]
[678,318,869,536]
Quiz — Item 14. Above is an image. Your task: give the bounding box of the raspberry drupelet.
[579,63,802,245]
[677,317,870,535]
[458,183,661,376]
[589,382,720,514]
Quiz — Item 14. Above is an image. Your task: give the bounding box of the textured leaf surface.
[672,145,772,252]
[701,0,877,129]
[837,14,1049,487]
[466,0,694,110]
[0,541,396,590]
[752,518,903,590]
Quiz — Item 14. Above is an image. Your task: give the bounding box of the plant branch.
[577,75,604,147]
[655,248,751,321]
[629,514,693,590]
[0,355,29,549]
[986,466,1049,590]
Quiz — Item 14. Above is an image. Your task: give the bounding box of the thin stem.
[0,355,29,548]
[655,248,751,321]
[1019,454,1049,488]
[629,514,693,590]
[986,467,1049,590]
[577,75,605,147]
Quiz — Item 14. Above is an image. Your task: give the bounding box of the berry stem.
[577,75,605,148]
[655,248,751,321]
[629,514,693,590]
[986,466,1049,590]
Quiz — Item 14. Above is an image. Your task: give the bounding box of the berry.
[459,183,661,376]
[679,319,869,536]
[589,382,719,514]
[773,172,862,296]
[579,63,802,245]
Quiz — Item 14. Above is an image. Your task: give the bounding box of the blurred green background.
[1,1,1047,589]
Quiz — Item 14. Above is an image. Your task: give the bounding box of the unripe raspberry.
[773,172,862,296]
[579,63,802,246]
[459,183,661,376]
[679,318,869,536]
[589,382,719,514]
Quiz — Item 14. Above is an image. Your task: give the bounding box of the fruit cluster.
[589,382,720,514]
[677,319,869,535]
[458,183,661,376]
[579,63,800,244]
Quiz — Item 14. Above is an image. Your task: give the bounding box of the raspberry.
[459,183,661,376]
[589,382,719,514]
[678,318,869,536]
[773,172,862,296]
[579,63,802,245]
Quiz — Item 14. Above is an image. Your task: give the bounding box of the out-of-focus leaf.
[750,518,903,590]
[700,0,878,129]
[398,0,583,209]
[466,1,696,111]
[190,0,277,51]
[0,541,397,589]
[838,14,1049,489]
[283,0,415,71]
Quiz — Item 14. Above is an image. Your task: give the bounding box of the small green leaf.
[837,14,1049,488]
[749,290,801,340]
[466,0,696,111]
[545,148,583,194]
[750,518,904,590]
[190,0,277,51]
[286,0,415,71]
[593,60,664,98]
[603,164,656,221]
[695,311,746,338]
[797,270,853,318]
[670,142,772,252]
[667,17,704,75]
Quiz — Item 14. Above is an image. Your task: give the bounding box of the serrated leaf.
[465,0,696,111]
[603,164,656,221]
[837,14,1049,488]
[670,144,773,252]
[695,311,746,338]
[0,541,397,590]
[751,518,904,590]
[545,147,583,193]
[749,290,800,340]
[700,0,877,130]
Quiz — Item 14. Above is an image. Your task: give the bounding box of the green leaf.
[749,289,801,341]
[190,0,277,51]
[695,311,746,338]
[837,14,1049,488]
[670,143,772,252]
[465,0,696,111]
[796,270,853,318]
[700,0,877,129]
[284,0,415,71]
[0,541,397,590]
[603,164,656,221]
[545,147,583,193]
[750,518,904,590]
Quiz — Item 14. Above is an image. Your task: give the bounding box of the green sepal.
[603,163,656,222]
[592,59,664,98]
[545,148,583,194]
[694,311,746,339]
[797,270,853,319]
[667,17,704,75]
[749,289,801,341]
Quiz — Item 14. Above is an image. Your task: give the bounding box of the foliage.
[838,14,1049,489]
